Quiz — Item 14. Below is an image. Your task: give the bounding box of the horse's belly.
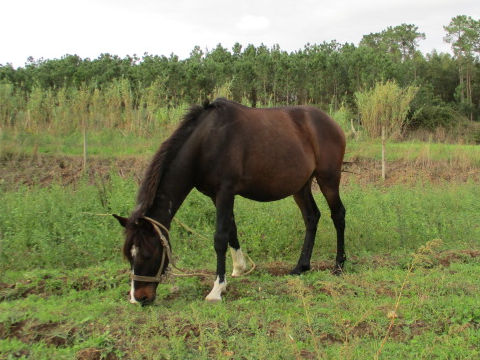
[236,167,313,201]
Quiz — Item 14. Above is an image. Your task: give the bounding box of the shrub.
[408,85,459,130]
[355,81,418,139]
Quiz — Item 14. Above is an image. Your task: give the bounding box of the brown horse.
[114,98,346,305]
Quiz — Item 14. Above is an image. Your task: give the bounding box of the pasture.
[1,130,479,359]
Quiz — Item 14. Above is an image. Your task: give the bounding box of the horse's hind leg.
[228,215,247,277]
[291,180,321,275]
[210,196,247,277]
[316,174,346,274]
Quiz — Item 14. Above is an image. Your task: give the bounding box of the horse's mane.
[132,101,215,220]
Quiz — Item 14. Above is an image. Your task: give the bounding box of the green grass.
[1,251,479,359]
[1,175,479,359]
[2,128,480,166]
[1,128,163,157]
[1,177,479,272]
[345,139,480,165]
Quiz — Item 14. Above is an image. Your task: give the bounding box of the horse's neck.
[146,162,194,228]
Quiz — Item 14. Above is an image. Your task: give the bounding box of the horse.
[113,98,346,305]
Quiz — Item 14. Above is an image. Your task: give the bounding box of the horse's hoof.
[332,263,344,276]
[231,268,245,277]
[231,248,247,277]
[205,277,226,302]
[205,295,222,303]
[289,265,310,275]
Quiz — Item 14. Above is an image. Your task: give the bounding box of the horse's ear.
[113,214,128,227]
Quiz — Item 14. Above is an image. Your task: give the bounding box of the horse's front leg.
[205,190,234,302]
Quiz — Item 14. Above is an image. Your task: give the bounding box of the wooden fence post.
[381,126,386,180]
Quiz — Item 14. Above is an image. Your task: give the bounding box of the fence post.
[83,123,87,174]
[381,126,386,180]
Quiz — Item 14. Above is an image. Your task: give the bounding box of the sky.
[1,0,478,67]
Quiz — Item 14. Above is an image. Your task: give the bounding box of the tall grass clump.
[331,104,358,139]
[0,80,187,136]
[355,81,418,139]
[0,83,25,127]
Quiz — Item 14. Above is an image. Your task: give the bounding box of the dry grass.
[374,239,444,359]
[355,81,418,139]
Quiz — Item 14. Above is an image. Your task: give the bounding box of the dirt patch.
[299,349,318,359]
[151,318,202,340]
[348,319,431,342]
[374,284,397,298]
[263,260,333,277]
[1,153,478,190]
[389,320,430,341]
[0,320,28,340]
[76,348,118,360]
[340,158,479,186]
[437,249,480,267]
[267,320,284,337]
[0,319,76,348]
[0,153,148,189]
[1,272,128,302]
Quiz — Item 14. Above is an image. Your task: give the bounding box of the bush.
[355,81,418,138]
[409,85,459,130]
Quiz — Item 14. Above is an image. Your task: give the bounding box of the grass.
[0,128,165,157]
[2,128,480,166]
[1,120,479,358]
[1,174,479,359]
[1,177,479,272]
[1,250,479,359]
[345,139,480,165]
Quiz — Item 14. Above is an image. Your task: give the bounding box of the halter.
[130,216,172,283]
[129,216,255,282]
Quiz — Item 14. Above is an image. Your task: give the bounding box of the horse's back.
[189,101,344,200]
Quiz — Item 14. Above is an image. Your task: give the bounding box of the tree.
[360,24,425,63]
[355,81,418,179]
[444,15,480,120]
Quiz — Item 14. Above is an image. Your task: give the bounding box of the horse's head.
[113,214,169,306]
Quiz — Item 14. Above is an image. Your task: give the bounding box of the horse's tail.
[133,102,210,220]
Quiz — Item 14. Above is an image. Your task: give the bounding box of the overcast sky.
[1,0,478,67]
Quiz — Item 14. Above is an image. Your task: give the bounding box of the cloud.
[1,0,478,66]
[236,15,270,32]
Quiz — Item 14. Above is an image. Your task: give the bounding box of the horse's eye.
[142,250,153,260]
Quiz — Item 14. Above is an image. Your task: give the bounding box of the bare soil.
[1,153,478,189]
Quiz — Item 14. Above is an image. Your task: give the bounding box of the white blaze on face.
[129,246,139,304]
[205,276,227,302]
[130,275,138,304]
[131,245,138,259]
[230,248,247,277]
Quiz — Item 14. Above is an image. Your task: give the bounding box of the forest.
[0,16,479,135]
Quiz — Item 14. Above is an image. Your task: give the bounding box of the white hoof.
[230,248,247,277]
[205,276,226,302]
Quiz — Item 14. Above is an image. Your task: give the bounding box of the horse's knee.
[313,207,321,224]
[214,233,229,254]
[331,204,345,227]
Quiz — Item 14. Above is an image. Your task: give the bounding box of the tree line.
[1,16,479,132]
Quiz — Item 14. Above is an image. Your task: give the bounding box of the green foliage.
[355,81,418,138]
[360,23,426,63]
[1,175,478,272]
[409,85,460,130]
[0,16,479,137]
[0,178,136,270]
[0,187,479,358]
